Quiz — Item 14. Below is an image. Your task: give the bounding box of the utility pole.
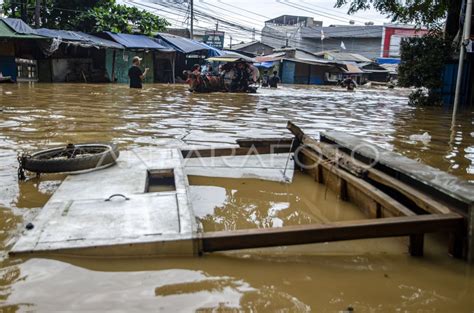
[229,35,233,49]
[252,28,255,41]
[190,0,194,39]
[216,21,219,32]
[35,0,42,28]
[453,0,473,125]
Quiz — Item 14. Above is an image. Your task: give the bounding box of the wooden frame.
[188,123,467,259]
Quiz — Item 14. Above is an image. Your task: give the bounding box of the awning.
[157,33,209,53]
[207,57,241,62]
[199,42,224,57]
[208,52,255,63]
[0,19,44,39]
[104,32,168,50]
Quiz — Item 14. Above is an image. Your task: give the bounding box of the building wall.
[262,25,382,60]
[297,38,382,59]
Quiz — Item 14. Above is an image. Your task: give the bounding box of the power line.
[297,0,387,23]
[216,0,271,20]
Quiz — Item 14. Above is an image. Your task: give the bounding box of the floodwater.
[0,83,473,312]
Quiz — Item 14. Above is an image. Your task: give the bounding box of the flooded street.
[1,83,474,311]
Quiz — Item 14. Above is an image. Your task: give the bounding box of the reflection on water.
[190,173,365,232]
[0,83,473,311]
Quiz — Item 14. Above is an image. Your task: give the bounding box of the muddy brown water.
[0,83,473,312]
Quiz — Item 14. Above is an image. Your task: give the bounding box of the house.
[36,28,124,83]
[229,41,274,56]
[255,52,345,85]
[0,18,46,82]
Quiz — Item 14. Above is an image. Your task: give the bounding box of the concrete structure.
[11,148,198,257]
[11,147,294,257]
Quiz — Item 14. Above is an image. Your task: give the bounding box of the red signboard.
[382,26,429,57]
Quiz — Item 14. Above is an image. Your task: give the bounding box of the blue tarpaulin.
[104,32,167,50]
[75,32,124,49]
[37,29,124,49]
[38,28,86,41]
[156,33,211,54]
[199,42,224,57]
[376,58,401,64]
[2,18,37,35]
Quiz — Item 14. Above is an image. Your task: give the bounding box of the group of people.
[128,55,281,91]
[261,70,280,88]
[191,61,260,92]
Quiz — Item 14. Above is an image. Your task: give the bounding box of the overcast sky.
[138,0,391,42]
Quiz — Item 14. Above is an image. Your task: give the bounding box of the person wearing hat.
[128,56,149,89]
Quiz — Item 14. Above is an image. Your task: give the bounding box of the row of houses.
[251,47,398,85]
[0,18,221,83]
[260,15,428,60]
[0,16,408,87]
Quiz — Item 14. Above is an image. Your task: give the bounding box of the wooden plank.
[236,138,293,148]
[201,213,463,252]
[365,169,452,215]
[181,146,290,158]
[299,147,416,217]
[409,234,424,257]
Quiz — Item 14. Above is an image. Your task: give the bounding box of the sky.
[133,0,392,43]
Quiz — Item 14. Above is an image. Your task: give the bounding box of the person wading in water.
[128,56,149,89]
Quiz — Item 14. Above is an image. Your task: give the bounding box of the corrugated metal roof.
[105,32,168,49]
[325,52,372,62]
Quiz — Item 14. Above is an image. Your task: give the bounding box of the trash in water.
[409,132,431,144]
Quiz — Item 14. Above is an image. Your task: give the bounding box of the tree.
[397,32,454,105]
[1,0,169,35]
[334,0,462,40]
[73,4,169,34]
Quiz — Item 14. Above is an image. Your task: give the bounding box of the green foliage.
[334,0,449,27]
[398,33,453,106]
[73,4,169,34]
[1,0,169,34]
